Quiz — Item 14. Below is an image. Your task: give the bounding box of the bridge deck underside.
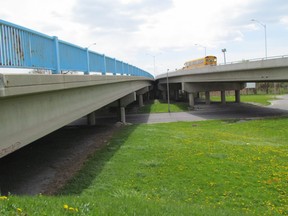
[0,74,152,158]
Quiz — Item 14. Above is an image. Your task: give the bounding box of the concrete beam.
[136,86,149,95]
[157,57,288,83]
[107,92,137,108]
[0,74,152,158]
[182,82,246,93]
[120,92,136,107]
[0,74,152,97]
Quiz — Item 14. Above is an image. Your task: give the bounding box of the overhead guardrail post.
[53,36,61,74]
[121,61,124,75]
[85,48,90,75]
[114,58,117,75]
[102,54,106,75]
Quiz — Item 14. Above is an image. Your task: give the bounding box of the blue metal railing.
[0,19,154,79]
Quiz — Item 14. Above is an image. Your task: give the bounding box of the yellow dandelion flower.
[69,207,75,211]
[0,196,8,200]
[17,208,22,213]
[63,204,69,210]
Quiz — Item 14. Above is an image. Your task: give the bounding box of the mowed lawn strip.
[137,99,188,113]
[1,118,287,215]
[211,94,277,105]
[137,95,278,114]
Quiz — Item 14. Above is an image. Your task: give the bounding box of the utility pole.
[166,69,170,113]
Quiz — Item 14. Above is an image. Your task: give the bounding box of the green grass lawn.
[1,118,287,215]
[211,94,277,106]
[138,99,188,113]
[137,94,278,114]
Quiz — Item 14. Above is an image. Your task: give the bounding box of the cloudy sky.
[1,0,288,75]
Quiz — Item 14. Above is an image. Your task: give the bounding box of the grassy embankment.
[1,118,287,215]
[137,94,278,113]
[210,94,277,106]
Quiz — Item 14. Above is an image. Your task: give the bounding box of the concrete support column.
[139,94,144,107]
[221,91,226,104]
[205,91,211,105]
[235,90,241,103]
[162,91,167,100]
[137,86,150,106]
[188,93,195,107]
[120,107,126,123]
[175,90,179,101]
[87,111,96,126]
[185,92,189,101]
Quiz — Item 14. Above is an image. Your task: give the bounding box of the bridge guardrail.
[0,19,154,79]
[218,55,288,66]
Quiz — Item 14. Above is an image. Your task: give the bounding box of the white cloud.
[72,0,173,33]
[280,16,288,27]
[1,0,288,75]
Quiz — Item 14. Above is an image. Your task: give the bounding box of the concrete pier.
[221,91,226,104]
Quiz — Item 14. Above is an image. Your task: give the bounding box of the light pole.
[251,19,274,95]
[146,53,161,75]
[152,55,156,75]
[251,19,267,59]
[87,42,97,49]
[195,44,207,56]
[222,48,227,64]
[166,69,170,113]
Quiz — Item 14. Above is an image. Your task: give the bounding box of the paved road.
[126,100,288,124]
[268,94,288,110]
[70,96,288,125]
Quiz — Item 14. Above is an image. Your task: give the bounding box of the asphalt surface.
[69,96,288,125]
[125,100,288,124]
[268,94,288,110]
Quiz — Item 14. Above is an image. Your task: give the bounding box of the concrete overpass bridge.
[1,19,288,158]
[156,56,288,106]
[0,20,153,158]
